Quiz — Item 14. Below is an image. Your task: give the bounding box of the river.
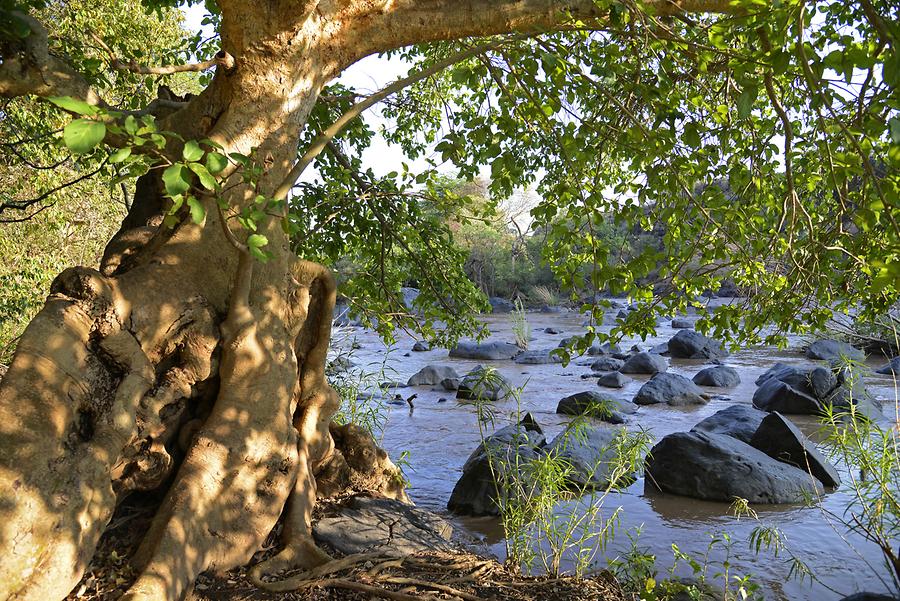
[333,302,899,600]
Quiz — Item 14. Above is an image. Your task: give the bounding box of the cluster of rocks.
[406,363,512,401]
[646,405,840,503]
[447,415,632,516]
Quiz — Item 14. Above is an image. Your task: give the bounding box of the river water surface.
[335,303,899,600]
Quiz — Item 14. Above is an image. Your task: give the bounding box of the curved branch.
[273,38,508,201]
[90,33,236,75]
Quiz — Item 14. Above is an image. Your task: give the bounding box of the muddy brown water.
[334,303,899,600]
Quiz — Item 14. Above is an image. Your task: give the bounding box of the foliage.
[511,298,530,350]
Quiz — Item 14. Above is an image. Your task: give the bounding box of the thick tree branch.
[273,39,506,201]
[346,0,743,56]
[0,13,103,105]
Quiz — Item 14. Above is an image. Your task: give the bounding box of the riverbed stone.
[449,341,521,360]
[691,404,767,444]
[667,329,728,359]
[515,348,563,365]
[749,412,841,488]
[672,318,693,329]
[456,365,513,401]
[314,495,452,555]
[597,371,630,389]
[488,297,514,313]
[440,378,459,391]
[692,365,741,388]
[591,357,625,372]
[620,351,668,375]
[645,431,824,503]
[805,339,865,362]
[556,391,637,424]
[547,426,631,488]
[407,365,460,386]
[412,341,430,352]
[752,377,823,414]
[447,416,546,516]
[875,357,900,377]
[634,373,707,406]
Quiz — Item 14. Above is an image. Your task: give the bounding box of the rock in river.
[667,329,728,359]
[407,365,460,386]
[645,431,824,503]
[691,404,767,444]
[749,412,841,487]
[547,425,632,488]
[634,373,707,406]
[449,341,521,360]
[597,371,631,389]
[619,351,668,375]
[457,365,513,401]
[447,416,545,516]
[692,365,741,388]
[556,391,638,424]
[805,339,865,362]
[515,348,563,365]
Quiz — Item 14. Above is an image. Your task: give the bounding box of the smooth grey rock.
[408,365,460,386]
[449,341,521,360]
[412,341,430,352]
[488,297,513,313]
[440,378,459,391]
[875,357,900,377]
[691,404,767,444]
[620,351,668,375]
[544,327,561,334]
[315,495,452,555]
[540,305,561,313]
[755,362,815,387]
[457,365,513,401]
[447,417,545,516]
[806,339,865,362]
[556,391,637,424]
[649,342,671,355]
[838,594,900,601]
[591,357,625,372]
[547,426,631,488]
[634,373,707,406]
[597,371,630,389]
[588,342,622,356]
[753,377,823,414]
[749,412,841,487]
[401,287,420,312]
[693,365,741,388]
[809,366,838,399]
[645,431,824,503]
[515,348,563,365]
[672,318,693,329]
[667,329,728,359]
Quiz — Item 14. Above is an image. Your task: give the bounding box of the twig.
[90,32,235,75]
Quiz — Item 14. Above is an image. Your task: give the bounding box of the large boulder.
[547,426,631,488]
[488,297,514,313]
[671,318,693,329]
[692,365,741,388]
[449,341,521,360]
[515,349,563,365]
[753,377,823,414]
[749,413,841,488]
[634,373,707,406]
[597,371,631,389]
[314,495,452,555]
[620,351,668,375]
[591,357,625,372]
[412,341,430,352]
[667,329,728,359]
[447,416,545,516]
[875,357,900,377]
[805,339,865,362]
[556,391,638,424]
[407,365,460,386]
[645,431,824,503]
[457,365,513,401]
[691,404,767,444]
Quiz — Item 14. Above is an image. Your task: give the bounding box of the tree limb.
[0,13,103,105]
[90,32,236,75]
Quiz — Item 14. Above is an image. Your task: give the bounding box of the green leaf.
[683,123,701,148]
[109,147,132,163]
[188,162,218,190]
[205,152,228,174]
[162,164,191,197]
[186,196,206,224]
[890,117,900,145]
[183,140,204,162]
[49,96,98,116]
[737,86,757,120]
[247,233,270,262]
[63,119,106,154]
